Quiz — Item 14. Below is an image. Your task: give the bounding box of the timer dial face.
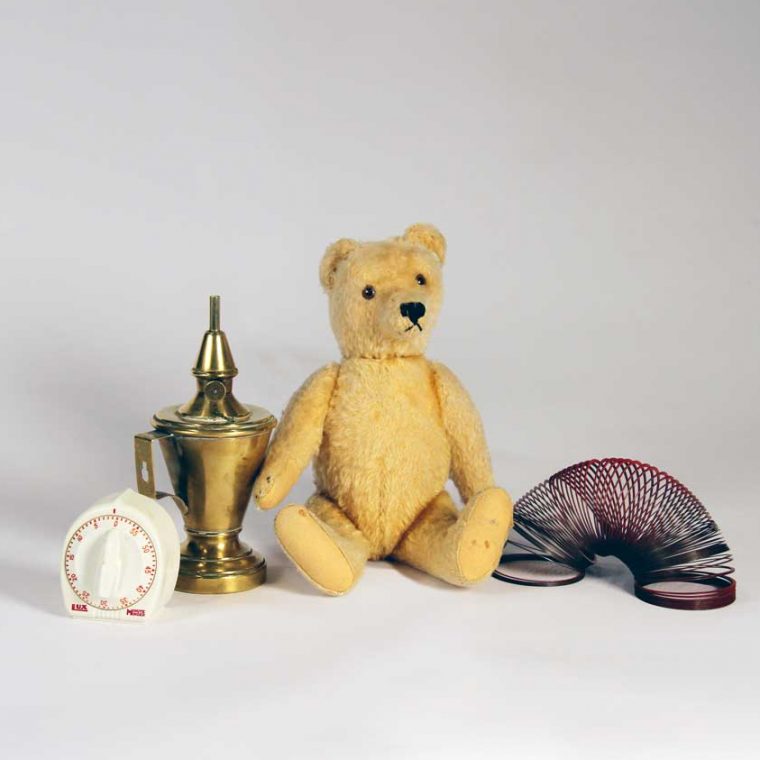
[64,511,157,611]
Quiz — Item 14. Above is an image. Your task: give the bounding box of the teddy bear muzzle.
[400,301,426,331]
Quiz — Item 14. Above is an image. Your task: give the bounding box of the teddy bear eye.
[416,274,427,286]
[362,285,376,300]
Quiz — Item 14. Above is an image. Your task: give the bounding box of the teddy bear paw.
[275,505,365,595]
[455,488,513,584]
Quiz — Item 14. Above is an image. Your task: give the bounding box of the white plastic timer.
[61,489,180,621]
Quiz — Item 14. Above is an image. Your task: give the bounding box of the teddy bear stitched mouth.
[400,301,425,331]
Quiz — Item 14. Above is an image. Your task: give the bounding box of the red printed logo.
[71,603,88,612]
[126,608,145,617]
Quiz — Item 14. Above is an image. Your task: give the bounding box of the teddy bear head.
[319,223,446,359]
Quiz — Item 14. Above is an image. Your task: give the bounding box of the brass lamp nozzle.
[177,295,249,421]
[209,294,220,331]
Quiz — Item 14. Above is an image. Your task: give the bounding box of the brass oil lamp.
[134,296,276,593]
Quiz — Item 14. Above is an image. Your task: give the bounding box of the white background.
[2,2,758,758]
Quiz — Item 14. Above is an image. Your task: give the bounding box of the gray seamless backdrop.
[2,2,758,759]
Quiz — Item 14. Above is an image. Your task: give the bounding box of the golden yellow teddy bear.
[253,224,513,595]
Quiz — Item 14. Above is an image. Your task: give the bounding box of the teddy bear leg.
[394,488,513,586]
[274,493,370,596]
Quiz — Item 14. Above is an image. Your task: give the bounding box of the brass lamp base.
[176,530,267,594]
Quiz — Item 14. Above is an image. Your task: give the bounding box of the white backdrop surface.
[1,2,758,758]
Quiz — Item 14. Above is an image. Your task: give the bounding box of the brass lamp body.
[135,296,276,593]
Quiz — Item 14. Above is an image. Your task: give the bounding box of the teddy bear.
[252,223,513,595]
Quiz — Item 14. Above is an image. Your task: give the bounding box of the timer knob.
[97,529,123,597]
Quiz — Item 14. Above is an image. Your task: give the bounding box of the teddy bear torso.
[314,356,451,558]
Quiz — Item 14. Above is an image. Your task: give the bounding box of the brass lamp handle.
[134,431,189,516]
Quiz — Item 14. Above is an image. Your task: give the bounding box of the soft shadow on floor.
[264,560,324,596]
[126,561,325,623]
[0,555,322,626]
[0,561,61,617]
[387,558,469,592]
[585,554,635,595]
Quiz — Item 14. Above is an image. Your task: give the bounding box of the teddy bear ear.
[403,223,446,263]
[320,238,358,290]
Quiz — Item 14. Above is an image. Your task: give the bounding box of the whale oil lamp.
[134,295,276,593]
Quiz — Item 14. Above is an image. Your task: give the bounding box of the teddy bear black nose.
[400,301,426,324]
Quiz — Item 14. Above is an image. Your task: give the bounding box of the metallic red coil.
[501,458,736,610]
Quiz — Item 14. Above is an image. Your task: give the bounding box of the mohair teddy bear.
[253,224,512,595]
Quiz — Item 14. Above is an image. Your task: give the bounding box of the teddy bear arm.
[431,362,495,503]
[253,363,339,509]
